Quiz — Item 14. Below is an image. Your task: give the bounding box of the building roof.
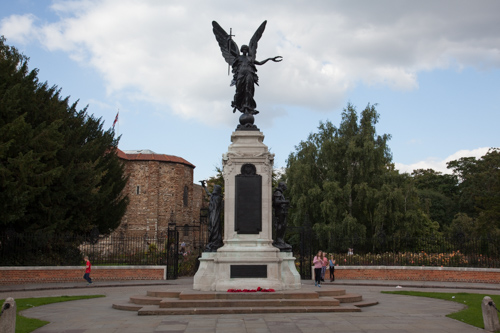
[116,148,195,168]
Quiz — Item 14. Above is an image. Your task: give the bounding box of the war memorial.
[192,20,299,292]
[110,21,375,315]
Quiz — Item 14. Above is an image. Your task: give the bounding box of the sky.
[1,0,499,182]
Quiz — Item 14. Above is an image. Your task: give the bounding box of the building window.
[183,185,188,206]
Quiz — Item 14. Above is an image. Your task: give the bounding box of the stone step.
[112,285,378,316]
[137,304,361,315]
[316,288,347,297]
[112,302,144,311]
[332,293,363,303]
[146,290,181,298]
[352,299,379,307]
[129,295,163,305]
[158,297,340,308]
[177,290,321,300]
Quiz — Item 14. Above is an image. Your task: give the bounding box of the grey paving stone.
[0,278,493,333]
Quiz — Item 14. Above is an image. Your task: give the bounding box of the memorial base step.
[112,285,378,315]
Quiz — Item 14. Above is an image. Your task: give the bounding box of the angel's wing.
[212,21,239,65]
[249,21,267,62]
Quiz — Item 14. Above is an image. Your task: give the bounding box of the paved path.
[2,278,499,332]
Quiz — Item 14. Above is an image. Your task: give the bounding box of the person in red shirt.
[83,256,93,285]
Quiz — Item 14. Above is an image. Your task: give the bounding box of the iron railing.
[0,230,202,267]
[291,233,500,269]
[2,231,499,270]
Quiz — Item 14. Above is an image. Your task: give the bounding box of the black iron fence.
[0,229,202,269]
[2,231,500,271]
[289,231,500,271]
[327,234,500,267]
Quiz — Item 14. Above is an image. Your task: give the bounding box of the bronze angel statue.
[212,21,282,128]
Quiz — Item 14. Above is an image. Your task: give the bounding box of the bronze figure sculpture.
[272,182,292,252]
[200,180,224,252]
[212,20,282,130]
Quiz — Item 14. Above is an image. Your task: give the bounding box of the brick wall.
[316,266,500,284]
[4,266,500,285]
[116,154,207,239]
[0,266,165,285]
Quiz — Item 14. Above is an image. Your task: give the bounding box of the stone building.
[115,149,207,250]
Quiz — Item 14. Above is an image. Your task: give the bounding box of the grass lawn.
[1,295,105,333]
[383,291,500,331]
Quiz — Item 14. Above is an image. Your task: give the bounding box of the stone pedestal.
[0,298,16,333]
[482,296,500,332]
[193,131,301,291]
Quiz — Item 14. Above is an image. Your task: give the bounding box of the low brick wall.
[3,265,500,285]
[0,266,165,285]
[314,266,500,284]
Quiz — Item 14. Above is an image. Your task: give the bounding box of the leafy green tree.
[206,165,224,194]
[447,148,500,238]
[286,103,435,251]
[0,36,128,239]
[411,169,458,231]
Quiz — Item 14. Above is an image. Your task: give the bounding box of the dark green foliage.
[206,165,224,194]
[0,36,128,262]
[286,103,436,251]
[412,169,459,230]
[178,253,200,276]
[447,148,500,238]
[408,149,500,240]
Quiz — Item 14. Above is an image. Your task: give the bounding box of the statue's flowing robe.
[273,189,287,241]
[207,192,223,249]
[232,55,259,114]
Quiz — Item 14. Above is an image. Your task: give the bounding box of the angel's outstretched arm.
[255,56,283,66]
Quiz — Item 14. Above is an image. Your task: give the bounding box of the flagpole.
[113,109,120,139]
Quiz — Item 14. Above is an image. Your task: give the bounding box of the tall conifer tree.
[0,36,128,238]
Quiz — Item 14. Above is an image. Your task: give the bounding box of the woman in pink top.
[313,250,323,287]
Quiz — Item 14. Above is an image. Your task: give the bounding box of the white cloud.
[2,0,500,126]
[395,147,491,174]
[0,14,37,44]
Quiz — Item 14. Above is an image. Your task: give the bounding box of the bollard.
[0,297,16,333]
[482,296,500,332]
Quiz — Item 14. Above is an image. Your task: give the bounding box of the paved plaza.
[1,278,499,332]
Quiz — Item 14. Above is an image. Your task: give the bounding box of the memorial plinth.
[193,130,301,291]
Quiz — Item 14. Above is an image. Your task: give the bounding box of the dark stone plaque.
[230,265,267,278]
[235,164,262,234]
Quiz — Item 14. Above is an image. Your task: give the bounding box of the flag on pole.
[113,111,119,128]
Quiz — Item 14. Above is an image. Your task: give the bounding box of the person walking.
[321,251,328,282]
[83,256,93,285]
[329,254,336,282]
[313,251,323,287]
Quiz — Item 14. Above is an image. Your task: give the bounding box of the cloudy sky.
[1,0,499,181]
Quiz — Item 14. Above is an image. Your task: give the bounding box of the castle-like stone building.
[115,149,207,247]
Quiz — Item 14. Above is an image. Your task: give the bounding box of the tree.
[411,168,458,231]
[0,36,128,239]
[286,103,435,251]
[447,148,500,238]
[206,165,224,193]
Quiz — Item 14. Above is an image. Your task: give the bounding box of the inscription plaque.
[230,265,267,278]
[235,164,262,234]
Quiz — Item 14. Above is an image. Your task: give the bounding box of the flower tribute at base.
[227,287,275,292]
